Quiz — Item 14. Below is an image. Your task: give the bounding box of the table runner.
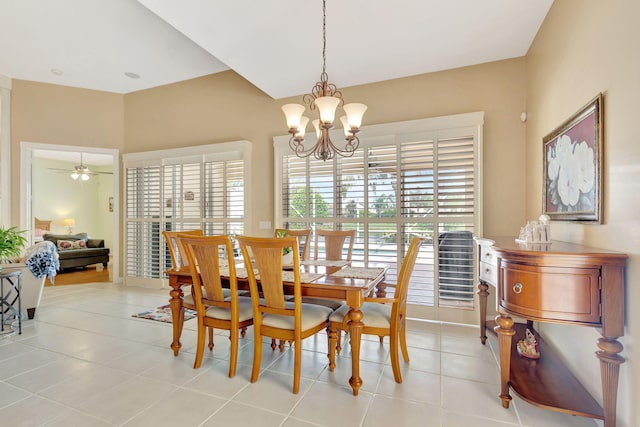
[281,271,323,283]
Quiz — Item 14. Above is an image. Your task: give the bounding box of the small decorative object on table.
[517,328,541,359]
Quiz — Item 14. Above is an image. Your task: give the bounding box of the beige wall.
[124,60,528,237]
[10,80,125,222]
[526,1,639,425]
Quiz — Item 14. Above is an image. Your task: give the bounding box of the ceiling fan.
[48,152,113,181]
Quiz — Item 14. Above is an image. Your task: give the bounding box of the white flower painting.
[546,134,595,210]
[543,94,602,222]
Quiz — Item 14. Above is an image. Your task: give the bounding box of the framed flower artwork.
[543,93,603,223]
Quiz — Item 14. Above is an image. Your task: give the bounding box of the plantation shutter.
[274,114,482,316]
[123,141,249,287]
[125,166,162,279]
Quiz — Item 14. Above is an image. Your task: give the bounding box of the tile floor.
[0,283,598,426]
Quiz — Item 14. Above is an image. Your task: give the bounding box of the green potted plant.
[0,226,28,269]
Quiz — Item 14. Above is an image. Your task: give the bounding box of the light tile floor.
[0,283,599,426]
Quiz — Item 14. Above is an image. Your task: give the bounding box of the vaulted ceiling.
[0,0,553,98]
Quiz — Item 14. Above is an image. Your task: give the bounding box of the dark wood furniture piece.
[166,262,387,396]
[475,237,627,427]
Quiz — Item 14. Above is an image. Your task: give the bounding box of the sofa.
[43,233,110,270]
[0,263,46,319]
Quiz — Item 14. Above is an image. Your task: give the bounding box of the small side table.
[0,270,22,335]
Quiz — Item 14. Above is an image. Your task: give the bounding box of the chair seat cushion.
[262,302,332,330]
[301,297,343,310]
[204,296,253,322]
[184,288,234,308]
[329,302,392,329]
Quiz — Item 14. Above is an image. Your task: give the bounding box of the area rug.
[131,304,196,323]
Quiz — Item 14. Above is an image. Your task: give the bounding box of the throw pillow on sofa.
[57,239,87,250]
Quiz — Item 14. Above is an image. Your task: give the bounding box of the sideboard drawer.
[479,261,498,285]
[499,262,601,324]
[479,244,498,267]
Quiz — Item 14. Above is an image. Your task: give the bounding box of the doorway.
[20,142,120,284]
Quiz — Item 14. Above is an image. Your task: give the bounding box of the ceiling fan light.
[343,103,367,129]
[70,172,79,180]
[81,173,90,181]
[314,96,340,125]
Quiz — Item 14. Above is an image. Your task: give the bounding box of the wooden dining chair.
[163,230,215,346]
[313,229,355,261]
[327,236,425,383]
[274,228,312,261]
[236,235,333,394]
[181,235,254,377]
[304,228,356,310]
[163,229,204,270]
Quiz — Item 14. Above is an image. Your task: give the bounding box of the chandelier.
[281,0,367,161]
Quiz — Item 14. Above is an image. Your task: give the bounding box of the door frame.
[20,141,121,283]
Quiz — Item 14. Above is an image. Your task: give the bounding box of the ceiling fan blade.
[48,167,73,172]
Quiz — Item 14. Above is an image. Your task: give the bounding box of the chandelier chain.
[322,0,326,77]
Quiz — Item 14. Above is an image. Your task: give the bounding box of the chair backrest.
[392,237,425,319]
[274,228,312,261]
[236,235,302,322]
[313,229,355,261]
[163,229,204,269]
[180,235,240,309]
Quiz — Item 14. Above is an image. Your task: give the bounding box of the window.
[274,113,483,319]
[123,141,250,288]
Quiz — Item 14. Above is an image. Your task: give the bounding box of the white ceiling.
[0,0,553,98]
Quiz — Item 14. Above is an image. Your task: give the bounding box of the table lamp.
[63,218,75,234]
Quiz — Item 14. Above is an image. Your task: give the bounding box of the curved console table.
[475,237,627,427]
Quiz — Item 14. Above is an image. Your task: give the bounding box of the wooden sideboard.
[475,237,627,427]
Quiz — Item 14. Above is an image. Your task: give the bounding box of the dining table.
[165,260,388,396]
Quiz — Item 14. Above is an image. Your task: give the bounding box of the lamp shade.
[312,119,321,138]
[295,116,309,139]
[282,104,306,130]
[339,116,352,137]
[314,96,340,124]
[343,103,368,129]
[63,218,75,227]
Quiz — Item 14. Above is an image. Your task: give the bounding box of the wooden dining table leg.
[346,303,365,396]
[168,278,185,356]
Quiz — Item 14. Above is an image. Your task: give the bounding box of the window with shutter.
[274,114,483,319]
[123,141,249,288]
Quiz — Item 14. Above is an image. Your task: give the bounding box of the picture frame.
[542,93,603,223]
